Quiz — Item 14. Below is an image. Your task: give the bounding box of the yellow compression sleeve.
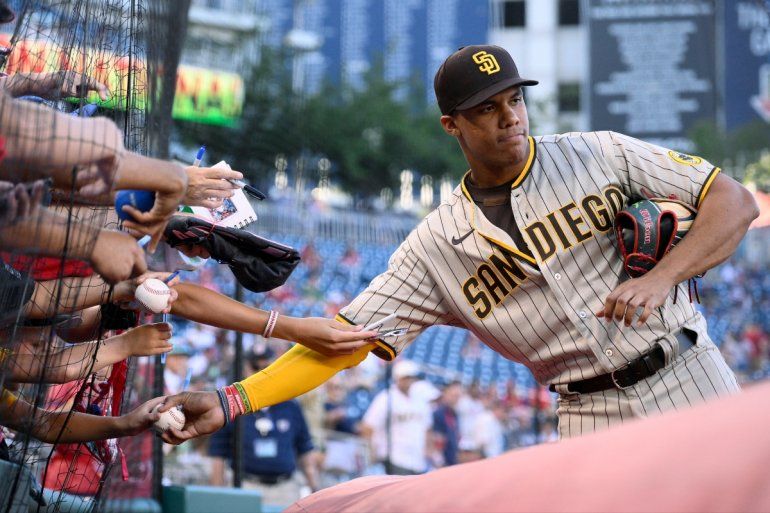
[233,343,373,414]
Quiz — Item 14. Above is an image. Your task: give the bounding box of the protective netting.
[0,1,186,512]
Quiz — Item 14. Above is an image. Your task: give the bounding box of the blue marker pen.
[164,270,181,284]
[193,145,206,167]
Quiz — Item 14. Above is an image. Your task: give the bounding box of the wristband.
[217,384,250,424]
[216,388,231,426]
[262,310,279,339]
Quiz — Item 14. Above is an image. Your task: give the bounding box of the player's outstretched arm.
[598,174,759,327]
[0,389,163,443]
[157,343,373,445]
[170,282,377,355]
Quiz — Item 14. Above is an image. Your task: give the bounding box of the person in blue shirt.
[208,347,320,506]
[431,381,462,467]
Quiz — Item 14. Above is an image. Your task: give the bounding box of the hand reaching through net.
[1,70,110,101]
[183,164,242,209]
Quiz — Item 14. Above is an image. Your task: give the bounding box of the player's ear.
[440,115,460,137]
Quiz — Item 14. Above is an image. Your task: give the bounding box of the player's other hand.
[275,316,378,356]
[157,391,224,445]
[91,229,147,284]
[118,396,165,437]
[596,272,676,327]
[183,165,243,209]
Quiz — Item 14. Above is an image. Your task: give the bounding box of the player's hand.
[596,272,676,327]
[118,396,165,437]
[91,229,147,284]
[183,165,243,209]
[275,316,378,356]
[157,391,224,445]
[120,322,173,357]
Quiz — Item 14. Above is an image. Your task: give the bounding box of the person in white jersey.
[360,360,432,475]
[157,45,759,444]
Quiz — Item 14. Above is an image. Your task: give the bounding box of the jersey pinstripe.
[339,131,738,434]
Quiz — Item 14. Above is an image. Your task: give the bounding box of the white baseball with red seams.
[134,278,171,313]
[152,404,185,433]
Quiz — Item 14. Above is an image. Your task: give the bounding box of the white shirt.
[362,386,432,472]
[472,410,504,458]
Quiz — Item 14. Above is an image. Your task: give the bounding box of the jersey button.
[578,311,587,319]
[554,273,562,280]
[605,349,614,357]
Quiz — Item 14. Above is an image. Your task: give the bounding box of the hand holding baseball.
[156,391,225,445]
[132,278,173,314]
[152,404,186,434]
[114,271,180,304]
[118,396,166,437]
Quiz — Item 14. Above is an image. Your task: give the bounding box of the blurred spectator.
[472,399,507,459]
[456,381,484,461]
[431,381,462,467]
[164,343,193,395]
[208,347,320,506]
[360,360,431,475]
[323,377,359,435]
[300,242,322,280]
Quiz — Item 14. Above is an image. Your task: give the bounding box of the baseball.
[133,278,171,313]
[114,189,155,221]
[152,404,185,433]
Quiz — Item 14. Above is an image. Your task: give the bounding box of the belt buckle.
[610,367,633,390]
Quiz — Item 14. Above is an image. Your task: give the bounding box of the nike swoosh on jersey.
[451,228,475,245]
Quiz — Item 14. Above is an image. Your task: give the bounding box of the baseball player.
[158,45,758,442]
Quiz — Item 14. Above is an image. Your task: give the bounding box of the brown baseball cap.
[434,45,538,115]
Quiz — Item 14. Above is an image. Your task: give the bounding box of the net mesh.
[0,1,186,511]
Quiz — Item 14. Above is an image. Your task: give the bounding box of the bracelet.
[220,384,248,422]
[216,388,231,426]
[262,310,279,339]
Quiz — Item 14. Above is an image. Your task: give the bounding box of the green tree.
[690,120,770,167]
[175,49,467,197]
[744,151,770,193]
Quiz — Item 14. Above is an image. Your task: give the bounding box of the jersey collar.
[459,136,538,266]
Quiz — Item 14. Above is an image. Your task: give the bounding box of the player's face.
[443,86,530,176]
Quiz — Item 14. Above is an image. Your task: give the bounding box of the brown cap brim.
[454,77,539,112]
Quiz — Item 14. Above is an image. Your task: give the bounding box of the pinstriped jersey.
[339,131,721,385]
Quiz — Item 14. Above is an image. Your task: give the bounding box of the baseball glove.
[614,198,697,278]
[163,215,300,292]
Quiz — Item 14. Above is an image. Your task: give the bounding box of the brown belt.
[549,329,697,395]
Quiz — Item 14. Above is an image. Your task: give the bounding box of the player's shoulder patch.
[667,150,703,166]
